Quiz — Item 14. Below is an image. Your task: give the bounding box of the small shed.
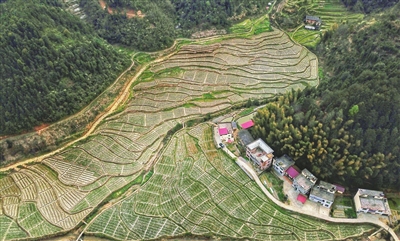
[231,121,238,130]
[241,120,254,129]
[218,128,229,135]
[286,166,300,180]
[297,194,307,204]
[334,184,345,194]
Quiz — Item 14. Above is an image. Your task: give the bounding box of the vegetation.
[79,0,273,51]
[260,172,287,202]
[0,0,130,135]
[0,22,321,240]
[275,0,363,48]
[341,0,399,12]
[85,124,375,240]
[252,3,400,190]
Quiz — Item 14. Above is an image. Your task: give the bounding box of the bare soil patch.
[98,0,144,18]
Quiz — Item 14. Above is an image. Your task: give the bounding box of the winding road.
[230,150,399,241]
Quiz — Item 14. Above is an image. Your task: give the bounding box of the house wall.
[309,194,333,208]
[272,162,285,176]
[292,182,309,195]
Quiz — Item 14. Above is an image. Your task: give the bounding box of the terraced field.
[283,0,363,48]
[86,124,375,240]
[0,24,358,240]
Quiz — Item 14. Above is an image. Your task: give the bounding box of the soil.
[191,29,227,39]
[98,0,144,18]
[34,123,50,134]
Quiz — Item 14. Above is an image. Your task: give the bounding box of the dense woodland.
[342,0,399,12]
[251,3,400,190]
[80,0,271,51]
[0,0,130,134]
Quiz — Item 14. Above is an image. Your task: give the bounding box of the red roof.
[297,194,307,204]
[334,184,345,193]
[286,166,300,178]
[218,127,229,135]
[241,120,254,129]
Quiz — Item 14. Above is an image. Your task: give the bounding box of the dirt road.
[0,57,136,172]
[235,157,399,241]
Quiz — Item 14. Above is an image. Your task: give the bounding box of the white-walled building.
[246,138,274,170]
[354,189,391,216]
[292,169,317,195]
[273,154,295,176]
[309,181,336,208]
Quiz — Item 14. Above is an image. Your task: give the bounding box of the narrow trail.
[0,33,199,173]
[0,56,137,172]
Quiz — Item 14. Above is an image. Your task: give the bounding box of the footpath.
[221,147,399,241]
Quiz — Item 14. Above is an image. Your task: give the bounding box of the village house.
[354,189,392,216]
[238,129,255,147]
[309,181,336,208]
[292,169,317,195]
[217,122,234,143]
[272,154,295,176]
[246,138,274,171]
[304,15,322,30]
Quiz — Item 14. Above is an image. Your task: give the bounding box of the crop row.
[85,124,374,240]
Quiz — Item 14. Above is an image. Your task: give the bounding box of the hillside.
[0,0,130,135]
[79,0,272,51]
[252,2,400,190]
[0,25,378,240]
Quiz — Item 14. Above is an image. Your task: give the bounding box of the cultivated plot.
[0,27,320,240]
[86,124,375,240]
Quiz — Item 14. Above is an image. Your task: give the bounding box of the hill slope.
[0,0,130,135]
[252,2,400,190]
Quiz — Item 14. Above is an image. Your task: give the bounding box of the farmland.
[0,16,372,240]
[279,0,363,48]
[86,124,375,240]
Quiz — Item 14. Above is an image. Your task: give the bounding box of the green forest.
[0,0,272,135]
[251,3,400,190]
[0,0,130,134]
[80,0,271,51]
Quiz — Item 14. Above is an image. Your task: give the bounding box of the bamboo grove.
[250,88,399,190]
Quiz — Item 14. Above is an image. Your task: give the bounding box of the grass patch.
[183,103,197,108]
[155,67,184,78]
[388,198,400,211]
[336,196,353,207]
[192,93,216,102]
[108,175,143,200]
[344,208,357,218]
[259,171,287,202]
[238,107,254,117]
[134,52,154,64]
[142,170,154,184]
[254,19,272,34]
[230,19,253,34]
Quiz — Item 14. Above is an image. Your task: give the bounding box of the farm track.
[2,19,374,240]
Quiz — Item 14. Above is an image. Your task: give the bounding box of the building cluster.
[223,119,393,216]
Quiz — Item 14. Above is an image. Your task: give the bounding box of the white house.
[272,154,295,176]
[246,138,274,171]
[292,169,317,195]
[354,189,391,216]
[217,122,234,143]
[309,181,336,208]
